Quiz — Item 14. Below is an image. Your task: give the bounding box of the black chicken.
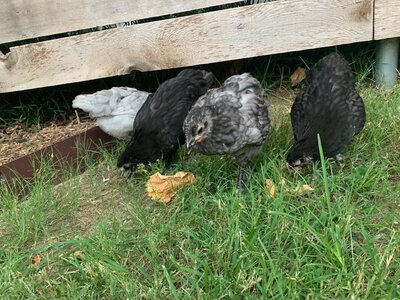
[287,53,366,169]
[117,69,214,172]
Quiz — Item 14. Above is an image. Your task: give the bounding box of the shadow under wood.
[0,126,116,197]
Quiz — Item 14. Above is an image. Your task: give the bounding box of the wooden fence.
[0,0,399,93]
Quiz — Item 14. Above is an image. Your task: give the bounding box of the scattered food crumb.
[146,172,196,203]
[30,254,42,267]
[74,250,84,260]
[265,179,276,198]
[290,67,306,87]
[265,177,314,197]
[292,184,314,195]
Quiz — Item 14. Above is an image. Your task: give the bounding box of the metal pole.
[376,38,399,88]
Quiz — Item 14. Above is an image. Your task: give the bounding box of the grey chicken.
[72,87,149,139]
[287,53,366,169]
[117,69,214,172]
[183,73,270,190]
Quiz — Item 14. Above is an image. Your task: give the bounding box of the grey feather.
[183,73,270,189]
[72,87,149,139]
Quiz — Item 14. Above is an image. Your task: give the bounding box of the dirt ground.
[0,119,96,165]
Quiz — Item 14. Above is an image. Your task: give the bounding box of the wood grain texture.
[374,0,400,40]
[0,0,241,44]
[0,0,373,93]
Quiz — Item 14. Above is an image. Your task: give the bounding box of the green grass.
[1,77,399,298]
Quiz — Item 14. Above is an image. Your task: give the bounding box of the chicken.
[183,73,271,191]
[117,69,214,172]
[72,87,149,139]
[286,53,366,170]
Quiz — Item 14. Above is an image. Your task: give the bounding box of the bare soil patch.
[0,119,96,165]
[52,165,132,236]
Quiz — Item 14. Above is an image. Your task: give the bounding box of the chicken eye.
[197,127,203,134]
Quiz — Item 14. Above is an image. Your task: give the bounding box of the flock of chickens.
[72,53,366,191]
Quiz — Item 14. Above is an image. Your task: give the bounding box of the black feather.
[287,53,366,166]
[117,69,214,170]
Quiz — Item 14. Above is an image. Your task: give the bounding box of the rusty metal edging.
[0,126,116,188]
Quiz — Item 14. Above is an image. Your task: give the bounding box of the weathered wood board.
[374,0,400,40]
[0,0,373,93]
[0,0,241,44]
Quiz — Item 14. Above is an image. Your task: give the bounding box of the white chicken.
[72,87,149,139]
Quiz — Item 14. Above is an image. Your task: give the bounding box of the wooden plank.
[0,0,241,44]
[374,0,400,40]
[0,0,373,93]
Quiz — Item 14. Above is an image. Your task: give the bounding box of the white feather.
[72,87,149,139]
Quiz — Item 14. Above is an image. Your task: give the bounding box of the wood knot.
[349,0,371,22]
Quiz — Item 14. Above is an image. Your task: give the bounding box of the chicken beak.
[194,134,204,143]
[186,135,203,153]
